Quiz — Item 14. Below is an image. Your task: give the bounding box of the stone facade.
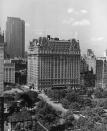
[27,36,81,90]
[96,57,107,88]
[4,60,15,84]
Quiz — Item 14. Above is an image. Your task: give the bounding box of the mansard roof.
[29,36,80,52]
[48,39,80,51]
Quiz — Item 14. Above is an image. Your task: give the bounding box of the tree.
[47,88,67,101]
[16,91,40,109]
[94,88,103,98]
[60,98,70,109]
[65,91,79,103]
[63,110,75,130]
[8,102,20,115]
[18,93,35,109]
[35,100,61,130]
[69,102,81,111]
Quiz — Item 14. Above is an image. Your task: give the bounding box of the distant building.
[83,70,96,88]
[85,49,96,74]
[4,60,15,84]
[5,17,25,58]
[11,58,27,84]
[80,56,89,74]
[104,49,107,60]
[27,35,81,90]
[0,33,4,95]
[80,56,96,88]
[96,57,107,88]
[80,56,89,87]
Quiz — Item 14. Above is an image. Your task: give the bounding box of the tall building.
[80,56,89,87]
[5,17,25,58]
[4,60,15,84]
[0,33,4,95]
[27,36,81,90]
[96,57,107,88]
[85,49,96,74]
[104,49,107,60]
[80,56,89,74]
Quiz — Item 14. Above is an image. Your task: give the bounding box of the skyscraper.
[0,33,4,95]
[27,35,81,90]
[5,17,25,58]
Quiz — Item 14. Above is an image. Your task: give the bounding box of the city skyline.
[1,0,107,56]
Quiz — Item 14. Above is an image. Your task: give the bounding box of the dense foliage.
[5,87,107,131]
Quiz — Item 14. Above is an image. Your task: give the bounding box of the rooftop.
[29,35,80,52]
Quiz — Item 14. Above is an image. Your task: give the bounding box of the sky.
[0,0,107,56]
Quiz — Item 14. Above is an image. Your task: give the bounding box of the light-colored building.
[96,57,107,88]
[5,17,25,58]
[0,34,4,95]
[4,60,15,84]
[27,36,81,90]
[85,49,96,74]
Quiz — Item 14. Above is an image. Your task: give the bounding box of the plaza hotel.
[27,35,81,90]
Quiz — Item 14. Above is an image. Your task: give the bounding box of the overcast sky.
[0,0,107,56]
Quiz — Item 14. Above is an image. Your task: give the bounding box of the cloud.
[62,17,74,24]
[91,37,104,41]
[25,22,30,27]
[80,9,88,14]
[72,19,90,26]
[67,8,88,15]
[67,8,74,14]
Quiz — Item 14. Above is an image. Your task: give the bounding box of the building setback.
[27,36,81,90]
[5,17,25,58]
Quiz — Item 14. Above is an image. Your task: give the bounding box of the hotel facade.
[27,36,81,90]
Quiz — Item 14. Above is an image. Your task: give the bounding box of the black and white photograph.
[1,0,107,130]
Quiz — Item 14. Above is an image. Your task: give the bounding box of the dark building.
[0,33,4,95]
[83,70,96,88]
[80,56,96,95]
[80,56,89,87]
[5,17,25,58]
[11,59,27,85]
[80,56,89,74]
[0,33,4,43]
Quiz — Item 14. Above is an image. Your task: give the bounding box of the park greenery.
[4,86,107,131]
